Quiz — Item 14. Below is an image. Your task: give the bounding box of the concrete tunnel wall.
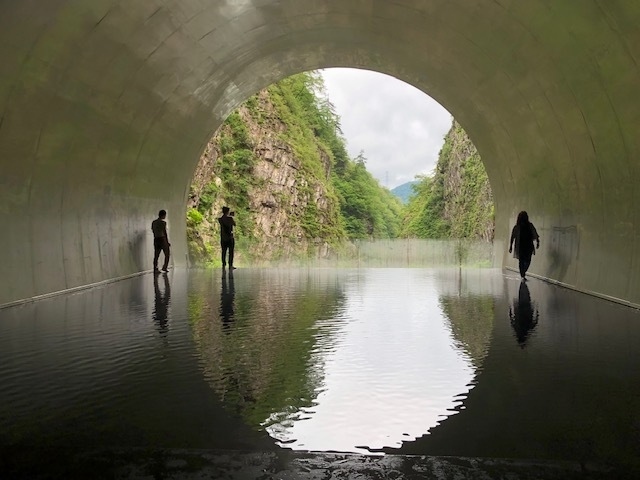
[1,1,640,307]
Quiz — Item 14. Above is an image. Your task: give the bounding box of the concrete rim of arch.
[1,1,639,307]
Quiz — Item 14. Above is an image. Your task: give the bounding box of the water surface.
[1,267,639,465]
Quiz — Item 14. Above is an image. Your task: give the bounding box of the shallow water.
[1,267,639,464]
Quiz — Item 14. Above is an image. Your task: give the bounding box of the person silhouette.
[509,282,539,348]
[151,209,171,272]
[153,272,171,337]
[509,211,540,280]
[218,206,236,270]
[220,270,235,332]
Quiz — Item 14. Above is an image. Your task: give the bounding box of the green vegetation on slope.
[187,108,260,264]
[265,74,344,241]
[401,120,494,241]
[333,152,403,239]
[265,72,403,240]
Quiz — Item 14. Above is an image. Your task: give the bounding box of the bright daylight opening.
[184,67,496,453]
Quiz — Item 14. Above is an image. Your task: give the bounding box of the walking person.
[152,209,171,272]
[509,211,540,280]
[218,206,236,270]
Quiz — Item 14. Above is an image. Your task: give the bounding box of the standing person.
[218,206,236,270]
[509,211,540,280]
[152,209,171,272]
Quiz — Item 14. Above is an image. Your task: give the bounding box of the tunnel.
[1,1,640,307]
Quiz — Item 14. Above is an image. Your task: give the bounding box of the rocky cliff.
[187,89,342,265]
[440,121,494,241]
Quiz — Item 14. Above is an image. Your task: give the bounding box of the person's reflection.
[153,272,171,337]
[509,281,539,348]
[220,270,236,332]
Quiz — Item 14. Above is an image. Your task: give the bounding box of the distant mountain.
[391,181,419,204]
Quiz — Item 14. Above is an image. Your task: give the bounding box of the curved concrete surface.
[1,1,639,306]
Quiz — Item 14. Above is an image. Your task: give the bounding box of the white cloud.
[320,68,452,189]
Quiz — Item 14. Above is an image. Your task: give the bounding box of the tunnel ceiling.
[1,1,640,306]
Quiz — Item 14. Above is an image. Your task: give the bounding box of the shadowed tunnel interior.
[1,1,640,306]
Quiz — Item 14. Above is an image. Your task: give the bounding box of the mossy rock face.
[187,239,209,265]
[403,121,494,241]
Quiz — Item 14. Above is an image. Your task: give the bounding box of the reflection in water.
[509,282,539,348]
[190,269,487,454]
[0,269,272,452]
[189,269,345,430]
[435,268,498,369]
[439,295,494,368]
[399,276,640,467]
[220,271,235,332]
[153,272,171,337]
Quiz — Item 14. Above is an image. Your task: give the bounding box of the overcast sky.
[320,68,452,190]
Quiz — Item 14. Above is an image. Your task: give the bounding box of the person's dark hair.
[517,211,529,225]
[222,206,230,214]
[158,209,167,218]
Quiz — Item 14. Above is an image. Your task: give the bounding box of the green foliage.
[265,71,402,242]
[401,175,449,238]
[267,75,330,181]
[187,208,204,227]
[215,112,258,216]
[402,121,494,240]
[244,95,258,112]
[197,182,218,215]
[218,134,234,155]
[333,160,403,239]
[223,111,252,149]
[187,227,215,266]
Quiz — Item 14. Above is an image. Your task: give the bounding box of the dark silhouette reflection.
[153,272,171,336]
[509,282,538,348]
[220,271,235,332]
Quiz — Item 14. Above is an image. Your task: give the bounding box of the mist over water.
[1,250,640,465]
[257,238,497,269]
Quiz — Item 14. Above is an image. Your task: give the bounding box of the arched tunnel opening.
[3,1,640,477]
